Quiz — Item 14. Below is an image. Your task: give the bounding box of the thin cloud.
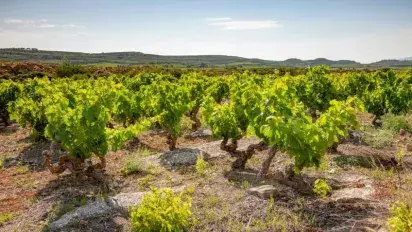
[3,18,84,29]
[69,32,87,36]
[4,18,24,24]
[63,24,85,29]
[4,18,47,25]
[209,20,282,30]
[38,24,55,28]
[206,17,232,21]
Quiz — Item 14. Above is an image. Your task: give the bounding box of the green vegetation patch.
[362,127,394,148]
[381,114,412,134]
[388,201,412,232]
[130,188,192,232]
[313,179,332,198]
[0,213,17,226]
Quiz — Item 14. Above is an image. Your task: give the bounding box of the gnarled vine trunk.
[43,141,106,175]
[308,108,318,122]
[188,106,201,131]
[220,137,239,153]
[257,146,278,179]
[0,110,10,127]
[220,137,267,170]
[231,141,267,170]
[106,121,115,129]
[166,134,177,150]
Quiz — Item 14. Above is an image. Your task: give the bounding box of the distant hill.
[400,57,412,61]
[280,58,360,67]
[369,59,412,68]
[0,48,411,68]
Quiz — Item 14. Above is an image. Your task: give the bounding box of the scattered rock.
[2,141,52,168]
[48,200,112,231]
[325,173,373,189]
[248,183,296,200]
[226,170,258,183]
[159,148,210,167]
[109,192,146,212]
[47,186,186,231]
[407,143,412,152]
[187,129,212,139]
[331,186,375,203]
[111,216,130,230]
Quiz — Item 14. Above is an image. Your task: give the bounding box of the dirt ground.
[1,119,412,232]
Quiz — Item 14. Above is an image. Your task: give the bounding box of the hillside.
[369,59,412,68]
[0,48,411,68]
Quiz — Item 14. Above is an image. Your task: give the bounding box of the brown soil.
[0,123,410,232]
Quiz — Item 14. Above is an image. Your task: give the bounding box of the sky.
[0,0,411,63]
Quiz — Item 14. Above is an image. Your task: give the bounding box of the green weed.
[313,179,332,198]
[0,213,16,226]
[130,188,192,232]
[195,156,209,176]
[388,201,412,232]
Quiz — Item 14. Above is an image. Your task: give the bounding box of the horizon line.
[0,47,410,64]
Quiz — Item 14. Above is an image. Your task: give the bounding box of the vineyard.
[1,64,412,231]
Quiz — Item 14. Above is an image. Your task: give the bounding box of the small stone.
[112,216,128,225]
[248,183,296,200]
[159,148,211,167]
[406,143,412,152]
[331,186,375,203]
[249,185,277,199]
[188,129,212,138]
[328,168,338,174]
[108,192,146,210]
[79,220,88,225]
[226,170,257,183]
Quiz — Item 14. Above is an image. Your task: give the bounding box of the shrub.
[381,114,412,134]
[195,155,208,176]
[130,188,192,232]
[388,201,412,232]
[313,179,332,197]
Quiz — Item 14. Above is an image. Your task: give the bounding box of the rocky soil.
[1,124,412,231]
